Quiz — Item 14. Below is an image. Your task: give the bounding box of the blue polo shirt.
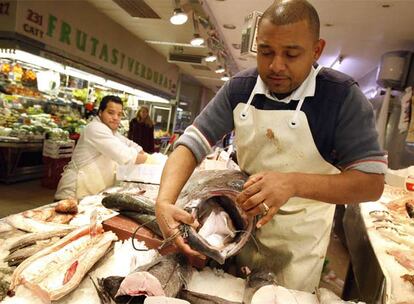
[176,67,387,174]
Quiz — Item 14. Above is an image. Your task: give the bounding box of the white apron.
[234,67,339,292]
[56,155,117,199]
[75,154,117,198]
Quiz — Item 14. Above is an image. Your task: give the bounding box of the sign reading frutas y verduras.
[6,0,178,95]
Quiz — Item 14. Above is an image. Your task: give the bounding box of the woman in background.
[128,105,155,153]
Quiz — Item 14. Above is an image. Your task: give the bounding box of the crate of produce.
[43,139,75,159]
[41,156,71,189]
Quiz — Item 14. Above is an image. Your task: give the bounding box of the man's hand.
[135,151,147,164]
[236,171,295,228]
[155,202,205,259]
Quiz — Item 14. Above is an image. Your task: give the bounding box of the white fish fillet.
[6,214,74,233]
[9,224,117,302]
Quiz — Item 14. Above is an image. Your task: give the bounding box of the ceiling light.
[205,52,217,62]
[221,74,230,81]
[170,8,188,25]
[145,40,205,48]
[223,24,236,30]
[215,65,225,73]
[330,55,344,70]
[190,33,204,46]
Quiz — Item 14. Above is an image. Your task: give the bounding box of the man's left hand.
[236,171,295,228]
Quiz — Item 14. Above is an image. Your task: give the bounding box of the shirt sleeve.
[84,122,140,165]
[174,80,235,163]
[335,84,387,174]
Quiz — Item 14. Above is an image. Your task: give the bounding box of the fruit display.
[4,84,42,98]
[72,88,88,103]
[1,63,11,74]
[21,69,37,87]
[12,64,23,82]
[0,94,86,141]
[6,113,69,140]
[0,108,20,128]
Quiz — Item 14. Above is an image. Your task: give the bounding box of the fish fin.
[21,279,51,304]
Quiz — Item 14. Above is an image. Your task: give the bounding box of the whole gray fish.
[119,211,162,237]
[5,238,60,267]
[102,193,155,215]
[100,253,191,303]
[6,227,75,252]
[176,169,254,265]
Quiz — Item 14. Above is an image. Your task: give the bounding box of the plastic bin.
[43,139,75,159]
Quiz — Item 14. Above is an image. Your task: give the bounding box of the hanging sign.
[5,0,178,96]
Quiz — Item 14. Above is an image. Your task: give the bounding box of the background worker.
[128,105,155,153]
[55,95,147,200]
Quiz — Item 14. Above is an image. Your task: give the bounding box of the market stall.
[0,153,377,304]
[0,50,178,185]
[343,182,414,303]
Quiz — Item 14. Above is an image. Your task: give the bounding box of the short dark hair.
[98,95,123,113]
[259,0,320,40]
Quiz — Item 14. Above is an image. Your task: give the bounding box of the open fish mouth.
[177,170,254,264]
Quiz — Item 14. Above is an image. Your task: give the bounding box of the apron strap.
[289,65,324,129]
[240,78,263,120]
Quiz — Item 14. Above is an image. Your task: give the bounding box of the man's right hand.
[155,202,205,259]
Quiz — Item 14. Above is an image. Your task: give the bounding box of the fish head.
[176,170,253,264]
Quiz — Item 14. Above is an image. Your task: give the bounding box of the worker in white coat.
[155,0,387,292]
[55,95,147,200]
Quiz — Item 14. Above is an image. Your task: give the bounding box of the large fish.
[176,169,254,264]
[8,224,117,302]
[102,169,253,265]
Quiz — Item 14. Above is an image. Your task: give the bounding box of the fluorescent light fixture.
[190,34,204,46]
[221,74,230,81]
[0,49,65,73]
[134,89,170,104]
[363,87,378,99]
[215,65,225,74]
[106,80,136,95]
[145,40,205,48]
[170,8,188,25]
[205,52,217,62]
[0,48,170,104]
[65,66,106,85]
[330,55,344,70]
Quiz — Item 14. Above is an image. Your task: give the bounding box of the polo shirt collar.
[253,66,320,103]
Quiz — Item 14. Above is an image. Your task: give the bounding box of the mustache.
[267,73,290,78]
